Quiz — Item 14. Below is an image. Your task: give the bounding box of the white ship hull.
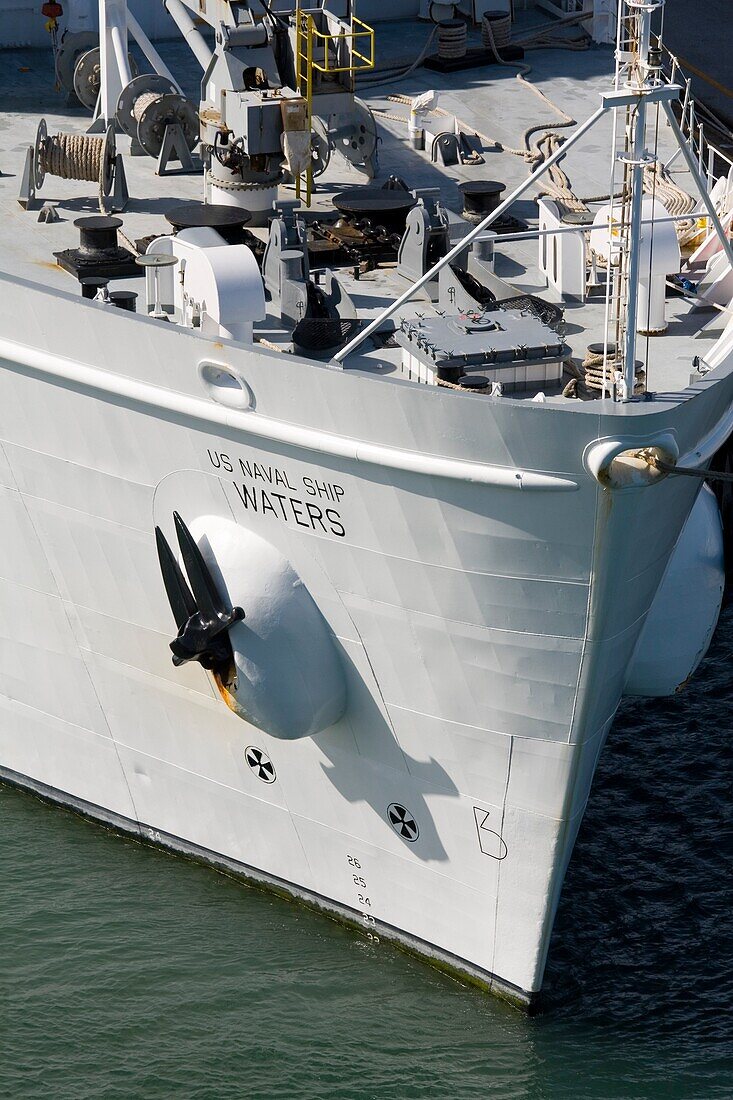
[1,273,730,1005]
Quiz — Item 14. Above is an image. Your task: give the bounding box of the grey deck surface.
[0,8,725,398]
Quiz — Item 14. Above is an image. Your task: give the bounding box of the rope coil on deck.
[437,20,467,61]
[132,90,164,123]
[561,346,647,400]
[31,118,122,224]
[481,11,511,51]
[39,131,105,184]
[582,344,646,395]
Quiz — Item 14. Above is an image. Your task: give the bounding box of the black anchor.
[155,511,244,672]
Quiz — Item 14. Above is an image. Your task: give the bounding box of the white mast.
[612,0,665,400]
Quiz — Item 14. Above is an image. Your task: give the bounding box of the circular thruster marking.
[387,803,419,842]
[245,746,276,784]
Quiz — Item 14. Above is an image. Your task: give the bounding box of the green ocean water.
[2,612,732,1100]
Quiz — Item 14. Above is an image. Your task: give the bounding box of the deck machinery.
[166,0,376,221]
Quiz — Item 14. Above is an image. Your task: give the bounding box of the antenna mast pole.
[614,0,665,400]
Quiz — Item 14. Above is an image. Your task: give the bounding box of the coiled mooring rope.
[582,345,645,395]
[437,20,467,61]
[133,90,163,123]
[39,131,105,184]
[562,346,647,400]
[36,126,136,244]
[481,11,511,51]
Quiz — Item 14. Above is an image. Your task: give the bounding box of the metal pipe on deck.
[127,11,181,91]
[487,212,703,247]
[98,0,132,125]
[164,0,214,71]
[109,16,133,87]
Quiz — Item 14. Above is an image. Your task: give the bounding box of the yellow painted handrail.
[304,16,374,75]
[294,8,375,204]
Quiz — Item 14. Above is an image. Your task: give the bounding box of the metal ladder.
[601,8,638,395]
[294,4,375,206]
[294,7,315,205]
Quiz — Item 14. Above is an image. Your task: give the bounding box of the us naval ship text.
[208,449,346,537]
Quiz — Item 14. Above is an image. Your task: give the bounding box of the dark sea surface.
[2,608,732,1100]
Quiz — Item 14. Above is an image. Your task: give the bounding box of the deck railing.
[656,38,733,187]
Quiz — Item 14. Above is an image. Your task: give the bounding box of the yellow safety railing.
[303,15,375,75]
[294,7,375,204]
